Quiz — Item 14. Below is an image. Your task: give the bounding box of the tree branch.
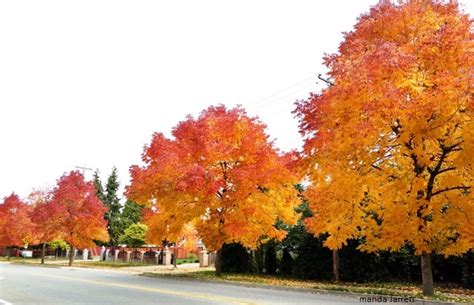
[431,186,471,197]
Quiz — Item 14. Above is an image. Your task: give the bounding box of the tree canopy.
[295,0,473,295]
[127,105,300,255]
[50,171,109,264]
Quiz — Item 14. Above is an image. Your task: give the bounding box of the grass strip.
[142,270,474,303]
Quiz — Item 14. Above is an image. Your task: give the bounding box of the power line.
[253,86,314,110]
[250,74,317,109]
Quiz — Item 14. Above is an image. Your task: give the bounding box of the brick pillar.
[126,251,132,262]
[140,251,145,263]
[114,249,120,262]
[82,249,89,261]
[163,247,171,265]
[199,250,209,267]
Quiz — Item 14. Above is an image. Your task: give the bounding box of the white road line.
[0,299,13,305]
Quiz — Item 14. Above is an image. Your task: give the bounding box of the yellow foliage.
[296,0,473,257]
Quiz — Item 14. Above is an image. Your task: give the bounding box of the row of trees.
[0,169,145,266]
[0,0,471,296]
[0,171,109,266]
[126,0,473,296]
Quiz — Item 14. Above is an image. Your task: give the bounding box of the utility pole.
[76,165,93,176]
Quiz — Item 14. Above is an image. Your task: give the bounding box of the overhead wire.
[249,74,317,110]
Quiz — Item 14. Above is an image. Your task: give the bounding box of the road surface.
[0,263,359,305]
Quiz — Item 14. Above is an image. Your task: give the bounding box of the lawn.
[0,256,149,268]
[176,258,199,265]
[142,270,474,303]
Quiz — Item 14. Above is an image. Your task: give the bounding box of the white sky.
[1,1,473,200]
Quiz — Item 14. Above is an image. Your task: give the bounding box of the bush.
[292,233,332,280]
[280,248,293,275]
[338,241,392,282]
[119,223,148,248]
[221,243,252,273]
[251,247,264,273]
[265,242,278,274]
[187,252,199,263]
[461,250,474,289]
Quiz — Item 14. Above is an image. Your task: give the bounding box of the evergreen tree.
[121,199,142,229]
[104,167,123,246]
[93,170,105,202]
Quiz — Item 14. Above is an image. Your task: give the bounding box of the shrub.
[279,248,293,275]
[265,241,278,274]
[221,243,252,273]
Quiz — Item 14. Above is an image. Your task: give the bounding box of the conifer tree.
[104,167,123,246]
[121,199,142,229]
[93,170,105,202]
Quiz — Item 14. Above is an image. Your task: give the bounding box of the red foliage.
[0,194,37,247]
[49,171,109,249]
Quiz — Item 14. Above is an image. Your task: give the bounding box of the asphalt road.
[0,263,359,305]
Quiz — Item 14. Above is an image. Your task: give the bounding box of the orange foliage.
[295,0,473,255]
[128,105,299,251]
[29,189,64,244]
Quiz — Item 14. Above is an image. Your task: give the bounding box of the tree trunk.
[173,248,177,268]
[6,247,11,261]
[255,248,264,273]
[332,249,340,282]
[41,243,46,264]
[69,246,75,266]
[421,253,434,296]
[215,248,222,275]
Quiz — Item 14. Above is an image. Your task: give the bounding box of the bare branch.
[318,74,334,87]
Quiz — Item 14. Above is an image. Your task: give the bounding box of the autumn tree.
[29,190,63,264]
[127,105,300,273]
[50,171,109,266]
[0,194,37,259]
[295,0,473,295]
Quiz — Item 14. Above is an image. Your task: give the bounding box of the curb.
[139,273,465,305]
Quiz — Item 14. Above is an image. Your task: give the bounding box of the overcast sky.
[1,1,473,200]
